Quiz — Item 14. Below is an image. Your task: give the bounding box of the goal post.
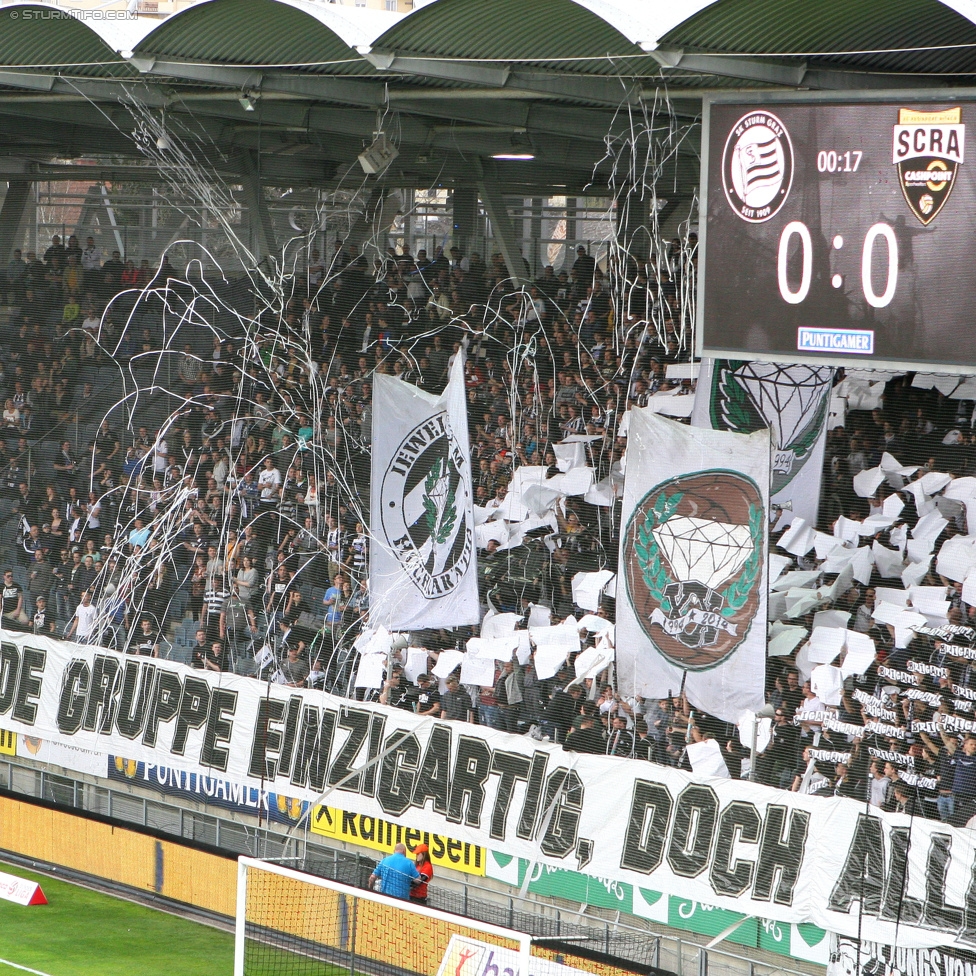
[234,855,532,976]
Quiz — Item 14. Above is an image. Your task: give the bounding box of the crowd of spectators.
[3,229,976,828]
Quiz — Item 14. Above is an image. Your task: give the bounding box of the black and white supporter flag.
[370,349,479,630]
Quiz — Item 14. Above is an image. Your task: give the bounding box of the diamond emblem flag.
[617,410,769,720]
[692,358,832,526]
[653,516,754,589]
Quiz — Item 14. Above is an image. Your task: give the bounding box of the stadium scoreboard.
[699,94,976,372]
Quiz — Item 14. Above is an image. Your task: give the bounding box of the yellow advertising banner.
[311,805,485,877]
[0,729,16,757]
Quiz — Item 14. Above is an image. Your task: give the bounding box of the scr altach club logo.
[893,106,964,225]
[624,471,764,670]
[721,111,794,222]
[381,411,473,599]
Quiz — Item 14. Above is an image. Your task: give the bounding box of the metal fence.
[0,757,823,976]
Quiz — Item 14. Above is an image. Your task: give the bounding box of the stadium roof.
[0,0,974,195]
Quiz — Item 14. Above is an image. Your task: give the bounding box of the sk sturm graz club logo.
[624,471,764,670]
[721,111,793,222]
[892,107,964,225]
[381,411,473,599]
[710,361,832,494]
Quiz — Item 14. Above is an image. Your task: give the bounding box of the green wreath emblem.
[633,490,683,613]
[423,456,458,545]
[720,502,763,616]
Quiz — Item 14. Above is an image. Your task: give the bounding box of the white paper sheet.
[571,570,615,611]
[768,626,808,657]
[834,516,862,545]
[576,613,614,633]
[811,664,844,706]
[481,611,522,638]
[466,635,520,660]
[573,643,615,682]
[404,647,430,684]
[809,627,845,664]
[686,739,730,778]
[937,536,976,583]
[553,441,586,472]
[355,654,385,689]
[771,570,821,592]
[901,557,932,588]
[779,518,816,556]
[432,648,465,679]
[853,467,885,498]
[963,574,976,608]
[786,589,823,617]
[840,632,876,678]
[872,540,906,578]
[813,609,852,630]
[768,553,792,586]
[852,547,875,585]
[527,604,552,628]
[461,654,497,687]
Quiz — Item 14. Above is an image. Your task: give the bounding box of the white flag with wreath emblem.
[370,351,480,631]
[616,410,769,722]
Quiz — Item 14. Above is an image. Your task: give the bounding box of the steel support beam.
[240,151,277,264]
[0,180,30,264]
[648,51,950,91]
[362,52,510,88]
[451,185,477,257]
[474,158,525,287]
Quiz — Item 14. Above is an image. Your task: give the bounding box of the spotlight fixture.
[492,132,535,161]
[239,93,257,112]
[358,131,399,175]
[156,109,172,150]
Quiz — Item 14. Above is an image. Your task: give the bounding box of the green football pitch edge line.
[0,959,55,976]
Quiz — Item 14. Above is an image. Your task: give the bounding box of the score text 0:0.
[776,220,898,310]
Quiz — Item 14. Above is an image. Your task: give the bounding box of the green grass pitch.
[0,864,235,976]
[0,863,349,976]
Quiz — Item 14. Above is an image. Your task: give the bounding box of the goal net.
[234,856,532,976]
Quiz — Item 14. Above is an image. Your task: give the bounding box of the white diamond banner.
[692,359,832,526]
[617,410,769,721]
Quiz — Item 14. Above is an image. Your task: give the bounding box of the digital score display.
[700,96,976,370]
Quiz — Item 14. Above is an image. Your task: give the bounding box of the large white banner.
[616,410,769,722]
[827,934,976,976]
[370,350,479,630]
[5,629,976,949]
[691,359,832,527]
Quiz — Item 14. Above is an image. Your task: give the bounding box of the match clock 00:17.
[701,97,975,371]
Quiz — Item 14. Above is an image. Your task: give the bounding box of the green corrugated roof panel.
[135,0,370,75]
[0,4,134,77]
[372,0,658,75]
[661,0,976,75]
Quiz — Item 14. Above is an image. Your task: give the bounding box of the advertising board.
[702,95,976,371]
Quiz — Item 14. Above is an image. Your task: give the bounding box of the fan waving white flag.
[370,351,480,630]
[616,410,769,722]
